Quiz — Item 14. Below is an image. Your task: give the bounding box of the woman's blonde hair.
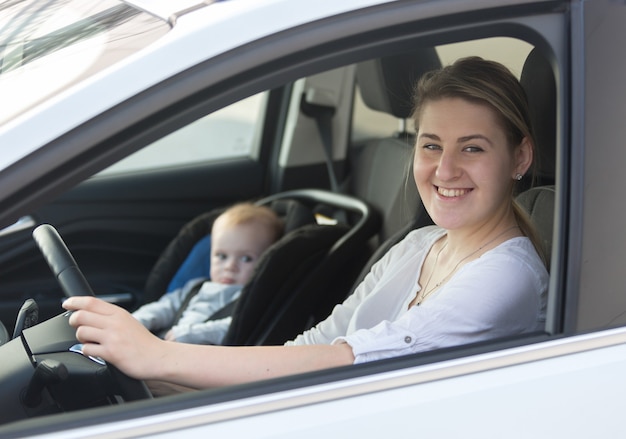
[411,56,546,265]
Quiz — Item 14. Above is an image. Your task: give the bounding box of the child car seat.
[222,189,380,345]
[143,189,381,346]
[143,197,316,304]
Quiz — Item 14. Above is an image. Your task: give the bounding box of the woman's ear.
[514,137,534,177]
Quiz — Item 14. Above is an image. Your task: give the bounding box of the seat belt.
[172,280,239,324]
[204,300,236,322]
[170,278,205,327]
[300,89,340,193]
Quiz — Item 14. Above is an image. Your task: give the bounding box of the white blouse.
[286,225,548,364]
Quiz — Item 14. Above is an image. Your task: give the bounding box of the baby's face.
[209,220,274,285]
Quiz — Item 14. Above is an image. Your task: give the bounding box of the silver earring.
[514,173,523,181]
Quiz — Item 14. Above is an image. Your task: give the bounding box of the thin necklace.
[416,225,519,306]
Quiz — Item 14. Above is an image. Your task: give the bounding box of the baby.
[132,203,283,344]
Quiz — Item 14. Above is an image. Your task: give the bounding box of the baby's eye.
[214,252,227,261]
[240,255,254,263]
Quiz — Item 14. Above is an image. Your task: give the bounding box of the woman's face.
[413,97,528,232]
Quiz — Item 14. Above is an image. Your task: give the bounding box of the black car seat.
[223,189,380,345]
[341,48,440,296]
[516,185,555,268]
[516,47,558,268]
[143,197,316,304]
[142,189,380,346]
[519,48,557,188]
[349,47,441,248]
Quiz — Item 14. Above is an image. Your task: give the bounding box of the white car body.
[1,0,626,437]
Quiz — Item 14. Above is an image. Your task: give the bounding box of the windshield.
[0,0,169,126]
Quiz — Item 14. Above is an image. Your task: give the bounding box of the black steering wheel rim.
[32,224,152,401]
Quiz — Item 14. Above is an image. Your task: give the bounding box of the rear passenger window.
[99,92,268,175]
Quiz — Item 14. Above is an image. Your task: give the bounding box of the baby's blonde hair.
[216,203,284,244]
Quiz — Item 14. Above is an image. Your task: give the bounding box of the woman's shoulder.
[483,236,549,281]
[492,236,543,261]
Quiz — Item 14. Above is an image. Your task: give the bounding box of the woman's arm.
[63,296,354,389]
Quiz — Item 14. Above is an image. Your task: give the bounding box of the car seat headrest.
[267,199,317,234]
[516,185,555,270]
[520,48,557,185]
[356,47,441,119]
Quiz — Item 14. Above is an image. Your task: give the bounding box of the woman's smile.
[436,186,473,198]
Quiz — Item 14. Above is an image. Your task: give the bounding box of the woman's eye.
[463,145,484,153]
[422,143,441,151]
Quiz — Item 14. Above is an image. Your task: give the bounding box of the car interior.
[126,42,556,347]
[96,42,556,351]
[0,23,560,425]
[0,38,558,333]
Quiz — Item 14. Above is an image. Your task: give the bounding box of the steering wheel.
[32,224,152,401]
